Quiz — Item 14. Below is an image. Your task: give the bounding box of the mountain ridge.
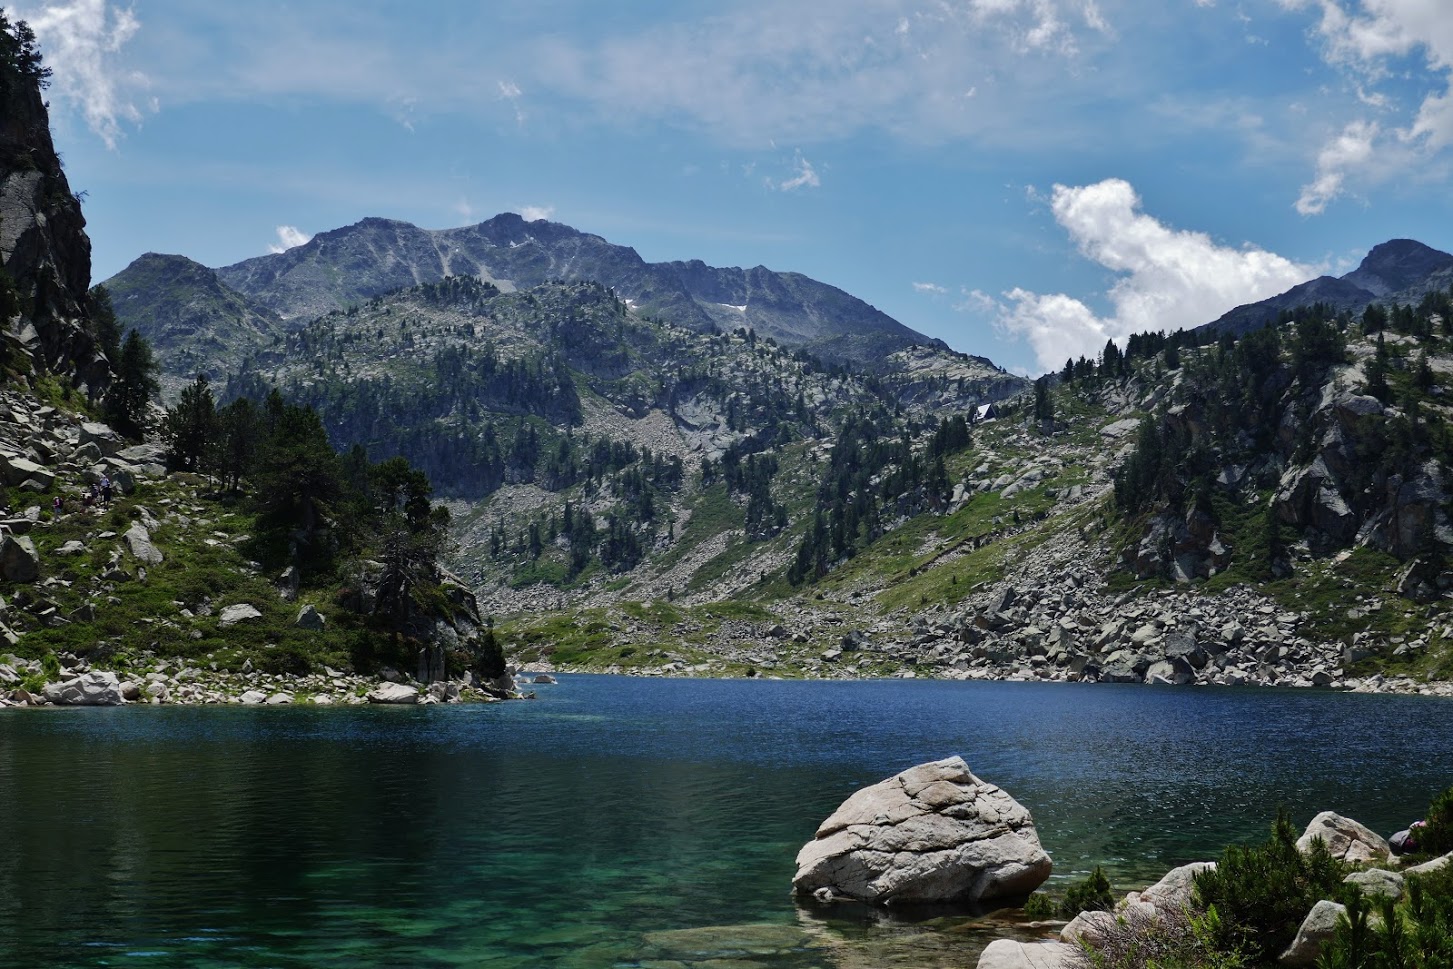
[1196,238,1453,339]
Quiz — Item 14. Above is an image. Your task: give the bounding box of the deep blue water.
[1,676,1451,968]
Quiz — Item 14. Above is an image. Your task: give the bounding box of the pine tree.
[160,374,218,473]
[103,330,159,439]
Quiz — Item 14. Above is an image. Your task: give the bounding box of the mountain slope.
[209,213,943,366]
[1199,240,1453,339]
[103,253,284,398]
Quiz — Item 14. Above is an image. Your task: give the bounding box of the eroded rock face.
[792,756,1051,906]
[976,939,1083,969]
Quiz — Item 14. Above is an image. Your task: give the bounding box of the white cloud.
[913,281,948,294]
[771,151,820,191]
[519,205,555,222]
[268,225,312,254]
[1279,0,1453,210]
[454,198,475,220]
[497,79,525,124]
[536,0,1116,144]
[993,178,1317,371]
[1295,118,1378,214]
[15,0,146,148]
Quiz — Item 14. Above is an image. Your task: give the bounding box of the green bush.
[1417,786,1453,857]
[1317,877,1453,969]
[1193,809,1348,964]
[1086,902,1248,969]
[1024,866,1116,920]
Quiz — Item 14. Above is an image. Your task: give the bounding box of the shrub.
[1086,900,1248,969]
[1193,809,1348,964]
[1025,867,1117,921]
[1417,786,1453,857]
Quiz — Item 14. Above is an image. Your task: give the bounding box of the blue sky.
[15,0,1453,375]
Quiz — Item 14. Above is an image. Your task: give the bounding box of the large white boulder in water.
[792,756,1051,905]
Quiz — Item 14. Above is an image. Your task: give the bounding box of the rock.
[1279,900,1346,967]
[1297,811,1391,864]
[976,940,1083,969]
[218,603,263,627]
[294,604,326,631]
[41,671,123,706]
[79,422,123,457]
[0,534,39,582]
[1140,861,1215,914]
[0,455,54,488]
[1403,851,1453,877]
[1343,868,1403,901]
[1389,829,1415,854]
[144,681,169,701]
[238,690,267,705]
[1061,910,1118,946]
[367,682,419,704]
[532,674,557,684]
[265,692,293,705]
[123,523,164,565]
[118,680,141,701]
[1145,657,1195,686]
[792,756,1052,905]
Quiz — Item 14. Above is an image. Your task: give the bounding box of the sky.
[13,0,1453,376]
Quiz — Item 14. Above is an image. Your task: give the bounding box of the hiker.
[101,473,113,508]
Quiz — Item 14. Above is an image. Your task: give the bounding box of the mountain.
[206,213,946,367]
[102,253,285,398]
[1197,239,1453,339]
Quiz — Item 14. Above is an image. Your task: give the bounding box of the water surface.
[2,676,1450,968]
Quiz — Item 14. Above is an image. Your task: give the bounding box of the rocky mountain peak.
[1343,239,1453,297]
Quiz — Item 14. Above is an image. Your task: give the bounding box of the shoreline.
[0,650,546,709]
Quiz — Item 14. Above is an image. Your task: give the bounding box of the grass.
[11,478,414,679]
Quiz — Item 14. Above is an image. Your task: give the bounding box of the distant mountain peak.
[1197,236,1453,338]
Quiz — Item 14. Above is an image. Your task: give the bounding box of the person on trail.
[101,474,113,508]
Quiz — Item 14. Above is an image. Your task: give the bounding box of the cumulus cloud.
[771,151,820,192]
[1279,0,1453,211]
[519,205,555,222]
[15,0,146,148]
[992,179,1317,371]
[268,225,312,254]
[913,281,948,294]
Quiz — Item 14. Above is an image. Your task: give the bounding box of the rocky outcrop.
[1296,811,1390,864]
[1,31,108,392]
[792,756,1051,906]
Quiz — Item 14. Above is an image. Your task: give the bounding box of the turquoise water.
[2,676,1452,968]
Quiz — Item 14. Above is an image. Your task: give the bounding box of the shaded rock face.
[1279,899,1347,968]
[0,39,107,391]
[792,756,1051,906]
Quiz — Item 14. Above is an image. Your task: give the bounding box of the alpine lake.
[3,675,1452,969]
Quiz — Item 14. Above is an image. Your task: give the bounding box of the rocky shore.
[0,650,548,709]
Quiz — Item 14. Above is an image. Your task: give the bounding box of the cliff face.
[0,23,106,393]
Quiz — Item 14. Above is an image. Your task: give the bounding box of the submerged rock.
[792,755,1051,906]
